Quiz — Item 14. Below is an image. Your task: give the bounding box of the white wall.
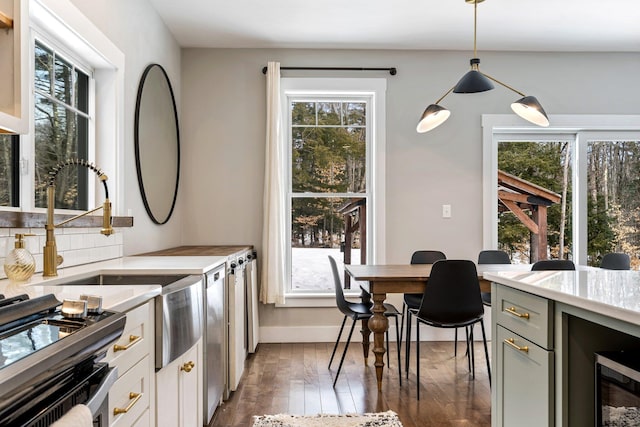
[70,0,184,255]
[181,48,640,335]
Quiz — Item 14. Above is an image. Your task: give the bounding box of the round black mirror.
[134,64,180,225]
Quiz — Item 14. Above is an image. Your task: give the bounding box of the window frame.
[483,114,640,266]
[0,0,125,217]
[31,35,96,212]
[280,77,386,303]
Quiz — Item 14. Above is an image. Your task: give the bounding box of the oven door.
[0,361,117,427]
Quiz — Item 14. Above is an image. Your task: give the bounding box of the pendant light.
[417,0,549,133]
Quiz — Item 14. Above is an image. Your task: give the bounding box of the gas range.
[0,293,126,426]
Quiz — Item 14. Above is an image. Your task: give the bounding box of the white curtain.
[260,62,286,304]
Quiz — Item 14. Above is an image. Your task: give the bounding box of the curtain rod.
[261,66,397,75]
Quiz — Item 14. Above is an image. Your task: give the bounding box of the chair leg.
[469,325,476,380]
[329,316,348,369]
[465,326,471,371]
[399,303,406,349]
[405,310,413,379]
[333,318,357,387]
[480,319,491,386]
[416,317,420,400]
[454,327,458,356]
[385,324,390,367]
[394,314,402,387]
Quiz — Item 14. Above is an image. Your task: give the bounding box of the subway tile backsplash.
[0,228,124,280]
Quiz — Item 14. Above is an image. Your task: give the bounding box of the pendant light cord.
[473,0,478,58]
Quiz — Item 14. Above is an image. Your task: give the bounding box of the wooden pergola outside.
[498,170,562,262]
[337,198,366,289]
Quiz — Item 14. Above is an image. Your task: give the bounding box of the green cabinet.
[495,325,554,426]
[492,283,555,427]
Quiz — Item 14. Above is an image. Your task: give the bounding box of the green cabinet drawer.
[494,325,554,427]
[496,285,553,349]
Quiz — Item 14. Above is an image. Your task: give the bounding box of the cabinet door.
[179,342,201,427]
[0,0,28,133]
[156,357,180,427]
[156,340,202,427]
[495,325,554,427]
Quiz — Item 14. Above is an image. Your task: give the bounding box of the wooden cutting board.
[137,245,252,257]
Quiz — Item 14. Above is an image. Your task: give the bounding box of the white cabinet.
[0,0,28,133]
[104,301,155,427]
[156,339,203,427]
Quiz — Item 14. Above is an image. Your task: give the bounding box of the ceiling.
[147,0,640,52]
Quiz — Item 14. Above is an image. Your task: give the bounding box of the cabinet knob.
[180,361,195,373]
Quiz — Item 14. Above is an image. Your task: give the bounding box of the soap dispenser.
[4,233,36,282]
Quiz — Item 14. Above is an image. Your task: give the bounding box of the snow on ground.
[291,247,361,291]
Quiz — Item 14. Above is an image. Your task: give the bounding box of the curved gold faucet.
[43,159,113,277]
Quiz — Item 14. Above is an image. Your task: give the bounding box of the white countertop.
[0,255,227,311]
[484,269,640,326]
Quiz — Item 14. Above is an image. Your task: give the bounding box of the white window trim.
[482,114,640,265]
[278,77,386,306]
[9,0,125,215]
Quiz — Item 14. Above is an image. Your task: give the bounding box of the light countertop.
[0,255,227,311]
[484,269,640,326]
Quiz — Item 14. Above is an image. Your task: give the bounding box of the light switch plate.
[442,204,451,218]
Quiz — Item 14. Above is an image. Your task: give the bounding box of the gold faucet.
[43,159,113,277]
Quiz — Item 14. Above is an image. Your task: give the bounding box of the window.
[0,135,19,207]
[282,78,386,296]
[483,115,640,269]
[33,40,92,211]
[0,0,124,216]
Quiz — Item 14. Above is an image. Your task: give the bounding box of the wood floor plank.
[209,341,491,427]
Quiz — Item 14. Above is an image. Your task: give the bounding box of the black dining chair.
[531,259,575,271]
[410,259,491,399]
[402,251,448,378]
[600,253,631,270]
[477,250,511,306]
[327,256,402,387]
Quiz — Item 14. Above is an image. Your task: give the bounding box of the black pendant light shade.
[453,70,494,93]
[453,59,494,93]
[511,95,550,127]
[416,104,451,133]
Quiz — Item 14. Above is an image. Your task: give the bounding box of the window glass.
[0,135,18,207]
[587,140,640,269]
[289,99,369,293]
[33,40,90,211]
[497,140,573,263]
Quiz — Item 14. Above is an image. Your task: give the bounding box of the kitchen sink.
[62,274,189,286]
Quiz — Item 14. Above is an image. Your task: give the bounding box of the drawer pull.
[180,361,195,373]
[113,392,142,415]
[504,338,529,353]
[505,306,530,319]
[113,335,142,352]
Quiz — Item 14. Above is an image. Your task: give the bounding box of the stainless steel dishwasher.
[204,264,226,424]
[155,274,204,369]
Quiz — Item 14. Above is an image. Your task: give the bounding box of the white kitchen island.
[485,268,640,427]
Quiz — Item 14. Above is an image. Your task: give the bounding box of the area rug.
[252,410,403,427]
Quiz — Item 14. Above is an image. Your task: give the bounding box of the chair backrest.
[410,250,446,264]
[531,259,576,271]
[417,260,483,325]
[328,255,351,315]
[601,253,631,270]
[478,250,511,265]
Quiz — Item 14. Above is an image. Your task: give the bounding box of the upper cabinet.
[0,0,28,134]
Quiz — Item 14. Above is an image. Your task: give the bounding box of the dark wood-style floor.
[210,340,491,427]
